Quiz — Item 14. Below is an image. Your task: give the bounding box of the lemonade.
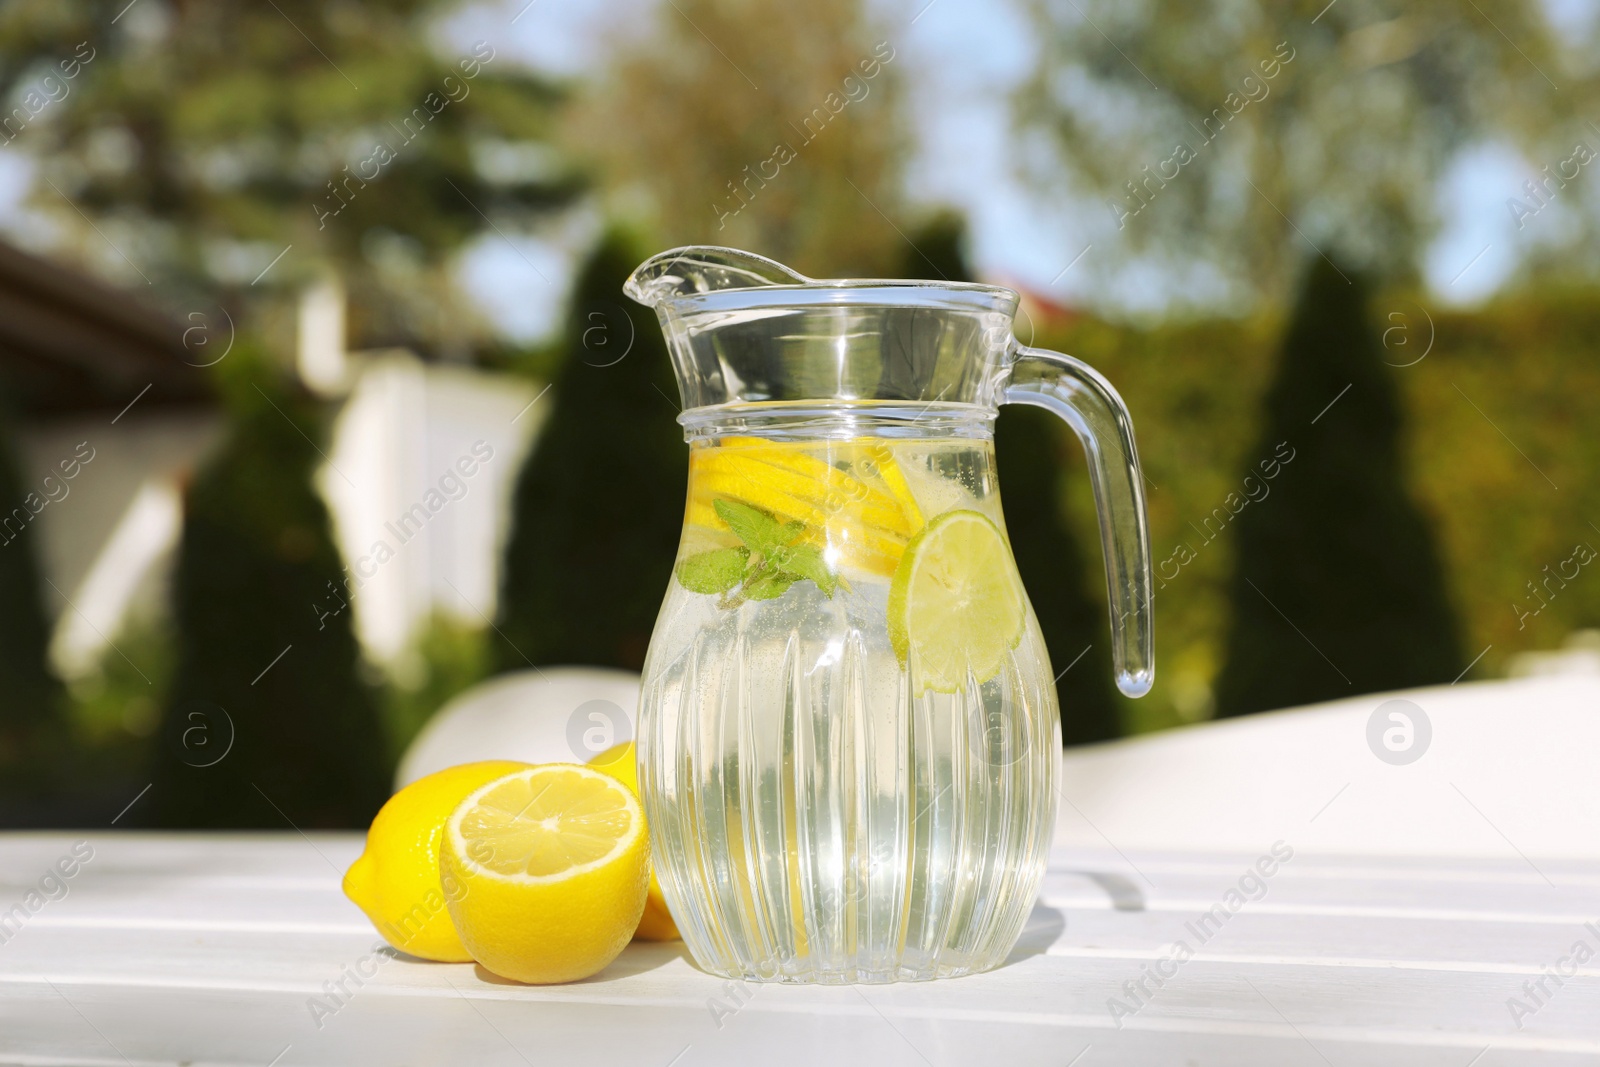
[626,244,1153,985]
[638,432,1060,984]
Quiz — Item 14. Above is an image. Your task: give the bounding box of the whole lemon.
[441,764,649,984]
[590,741,680,941]
[343,760,529,961]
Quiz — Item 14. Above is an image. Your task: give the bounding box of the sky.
[447,0,1129,336]
[0,0,1591,341]
[445,0,1586,340]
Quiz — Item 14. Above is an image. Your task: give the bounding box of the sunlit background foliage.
[0,0,1594,825]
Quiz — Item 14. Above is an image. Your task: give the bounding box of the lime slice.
[888,510,1027,693]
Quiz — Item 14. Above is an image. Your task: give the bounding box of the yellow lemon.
[342,760,530,962]
[686,436,926,578]
[590,742,679,940]
[441,764,649,984]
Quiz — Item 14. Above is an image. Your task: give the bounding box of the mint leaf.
[740,568,797,600]
[769,543,838,597]
[709,497,840,603]
[714,498,791,555]
[676,547,749,594]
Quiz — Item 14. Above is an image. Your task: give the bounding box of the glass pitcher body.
[626,249,1153,983]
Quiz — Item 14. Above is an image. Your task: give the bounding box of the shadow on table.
[1066,870,1145,911]
[457,898,1099,983]
[1001,869,1147,967]
[1003,902,1066,967]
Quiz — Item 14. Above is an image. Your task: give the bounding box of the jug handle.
[1003,344,1154,698]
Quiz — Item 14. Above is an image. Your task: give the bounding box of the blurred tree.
[496,229,686,672]
[152,354,388,827]
[1015,0,1588,304]
[0,0,576,353]
[897,212,1121,741]
[0,402,65,796]
[1402,287,1600,665]
[998,406,1125,742]
[1213,259,1463,716]
[575,0,906,277]
[1000,281,1600,734]
[895,209,968,282]
[380,611,492,768]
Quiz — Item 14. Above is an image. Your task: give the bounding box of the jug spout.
[623,246,808,306]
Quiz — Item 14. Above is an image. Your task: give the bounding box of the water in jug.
[624,247,1153,984]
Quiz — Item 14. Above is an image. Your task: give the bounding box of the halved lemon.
[440,765,649,984]
[342,760,531,962]
[888,509,1027,693]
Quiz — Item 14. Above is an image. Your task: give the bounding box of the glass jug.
[625,247,1153,984]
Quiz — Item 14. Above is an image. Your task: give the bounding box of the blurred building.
[300,284,543,676]
[0,238,219,679]
[0,243,542,681]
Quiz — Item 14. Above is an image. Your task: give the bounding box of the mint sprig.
[673,499,842,606]
[766,541,839,597]
[674,546,749,594]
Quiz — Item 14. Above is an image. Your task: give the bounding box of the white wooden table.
[2,834,1596,1066]
[4,676,1597,1065]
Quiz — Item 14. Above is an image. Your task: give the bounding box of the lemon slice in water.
[686,437,925,577]
[888,509,1027,693]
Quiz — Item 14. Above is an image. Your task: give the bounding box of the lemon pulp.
[454,768,637,878]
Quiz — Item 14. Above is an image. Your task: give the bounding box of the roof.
[0,239,213,418]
